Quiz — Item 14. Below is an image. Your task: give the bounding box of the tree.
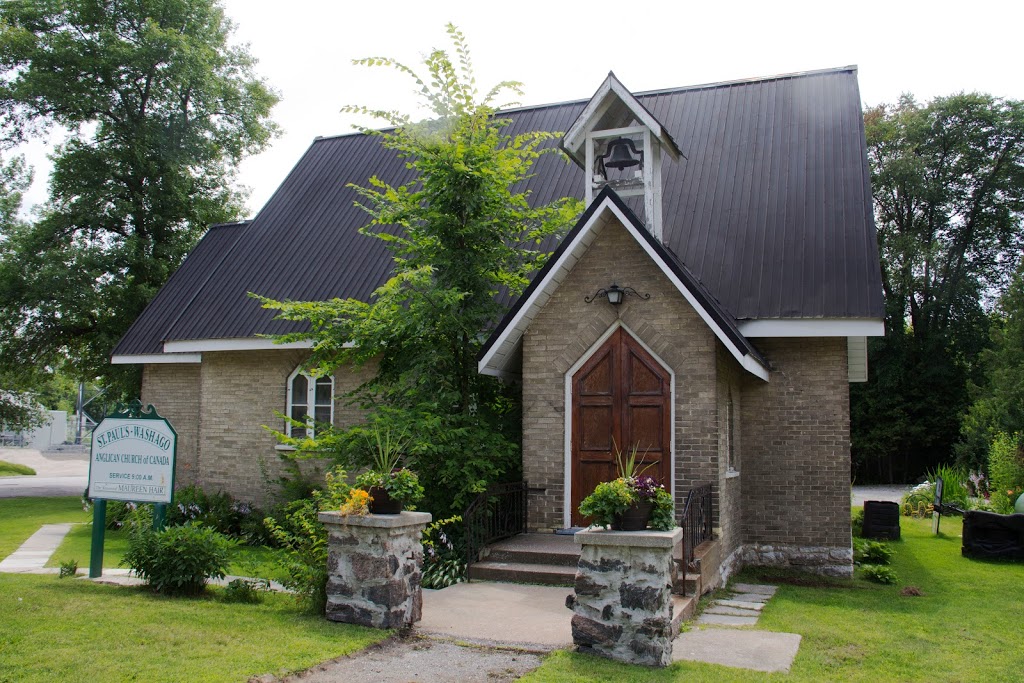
[0,0,278,398]
[957,261,1024,469]
[852,93,1024,482]
[262,25,582,516]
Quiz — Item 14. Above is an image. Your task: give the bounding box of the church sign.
[88,401,177,504]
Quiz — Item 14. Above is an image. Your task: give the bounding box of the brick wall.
[143,352,377,507]
[141,364,201,488]
[522,220,721,531]
[715,348,743,561]
[740,337,852,574]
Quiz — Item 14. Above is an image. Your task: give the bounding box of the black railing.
[680,482,713,571]
[464,481,528,578]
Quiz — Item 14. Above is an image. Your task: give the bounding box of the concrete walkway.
[0,445,89,498]
[675,583,803,673]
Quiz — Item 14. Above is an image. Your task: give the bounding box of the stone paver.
[716,598,765,611]
[704,605,762,617]
[731,582,777,595]
[696,613,759,627]
[674,629,802,673]
[730,591,771,603]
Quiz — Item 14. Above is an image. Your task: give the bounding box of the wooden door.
[571,328,672,526]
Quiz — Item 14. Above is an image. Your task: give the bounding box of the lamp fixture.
[584,283,651,305]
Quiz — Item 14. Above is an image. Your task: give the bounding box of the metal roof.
[112,66,883,358]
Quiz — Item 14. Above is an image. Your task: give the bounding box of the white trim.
[478,197,769,381]
[737,319,884,337]
[285,366,334,439]
[562,321,676,530]
[163,338,357,353]
[111,353,202,364]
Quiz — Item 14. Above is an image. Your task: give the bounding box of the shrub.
[928,463,970,507]
[852,509,864,537]
[854,538,894,565]
[122,521,235,596]
[166,485,266,544]
[221,577,269,604]
[861,564,898,584]
[104,501,138,530]
[58,559,78,578]
[988,433,1024,514]
[421,515,466,589]
[264,466,350,613]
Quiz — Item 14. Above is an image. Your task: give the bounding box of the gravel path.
[851,485,911,506]
[265,635,544,683]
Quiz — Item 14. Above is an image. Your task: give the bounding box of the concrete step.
[671,594,698,635]
[468,560,576,586]
[485,546,580,567]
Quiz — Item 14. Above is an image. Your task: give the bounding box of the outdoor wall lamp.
[584,283,650,305]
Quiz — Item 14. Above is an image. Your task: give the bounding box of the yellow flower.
[340,488,371,516]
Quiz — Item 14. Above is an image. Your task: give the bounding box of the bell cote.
[562,72,681,241]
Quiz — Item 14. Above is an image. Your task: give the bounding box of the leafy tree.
[852,93,1024,482]
[957,262,1024,469]
[262,26,582,516]
[0,0,278,398]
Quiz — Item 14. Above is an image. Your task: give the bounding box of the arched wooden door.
[570,327,672,526]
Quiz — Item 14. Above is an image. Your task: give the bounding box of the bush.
[988,433,1024,514]
[166,485,267,544]
[104,501,138,530]
[264,467,350,613]
[421,515,466,589]
[122,521,235,596]
[854,538,894,565]
[220,577,269,604]
[852,509,864,537]
[861,564,898,584]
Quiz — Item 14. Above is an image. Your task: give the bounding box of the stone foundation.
[738,543,853,578]
[567,527,683,667]
[319,511,431,628]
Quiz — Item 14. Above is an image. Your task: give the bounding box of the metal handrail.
[680,482,713,571]
[464,481,528,578]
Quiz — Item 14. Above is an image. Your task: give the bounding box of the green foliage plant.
[578,475,675,531]
[354,467,424,507]
[0,0,279,396]
[852,508,865,536]
[58,558,78,579]
[258,25,582,520]
[220,577,269,604]
[854,538,894,565]
[853,94,1024,483]
[263,467,350,613]
[122,521,235,596]
[861,564,899,585]
[421,515,466,589]
[987,432,1024,514]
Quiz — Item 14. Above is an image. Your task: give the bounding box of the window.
[286,369,334,438]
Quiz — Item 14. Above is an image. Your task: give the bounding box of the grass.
[0,574,387,682]
[0,460,36,476]
[523,516,1024,682]
[0,496,388,682]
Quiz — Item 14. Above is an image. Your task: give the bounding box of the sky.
[15,0,1024,216]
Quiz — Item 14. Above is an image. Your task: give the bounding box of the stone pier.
[567,527,683,667]
[318,510,431,629]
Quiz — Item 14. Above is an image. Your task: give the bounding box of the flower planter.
[368,486,403,514]
[611,500,653,531]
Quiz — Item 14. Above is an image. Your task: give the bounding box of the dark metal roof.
[113,66,883,357]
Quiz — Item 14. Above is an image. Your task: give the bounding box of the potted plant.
[353,424,424,514]
[578,442,675,530]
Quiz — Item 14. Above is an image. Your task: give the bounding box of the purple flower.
[633,475,660,500]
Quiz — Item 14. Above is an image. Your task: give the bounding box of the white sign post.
[87,401,177,578]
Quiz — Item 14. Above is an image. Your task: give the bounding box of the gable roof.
[562,71,682,165]
[112,66,883,360]
[478,188,770,380]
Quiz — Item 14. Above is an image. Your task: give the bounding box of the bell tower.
[562,72,682,241]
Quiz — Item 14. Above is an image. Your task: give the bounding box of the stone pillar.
[568,527,683,667]
[318,510,432,629]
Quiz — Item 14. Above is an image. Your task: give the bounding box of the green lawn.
[525,516,1024,682]
[0,496,388,682]
[0,460,36,476]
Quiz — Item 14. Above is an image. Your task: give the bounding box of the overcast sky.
[15,0,1024,216]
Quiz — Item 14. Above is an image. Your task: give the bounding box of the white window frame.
[285,367,334,439]
[725,385,740,477]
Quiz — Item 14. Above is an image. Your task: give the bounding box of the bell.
[603,138,642,171]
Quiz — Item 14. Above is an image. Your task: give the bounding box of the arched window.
[286,369,334,438]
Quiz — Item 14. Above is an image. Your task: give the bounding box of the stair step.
[468,560,576,586]
[671,594,698,634]
[485,547,580,567]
